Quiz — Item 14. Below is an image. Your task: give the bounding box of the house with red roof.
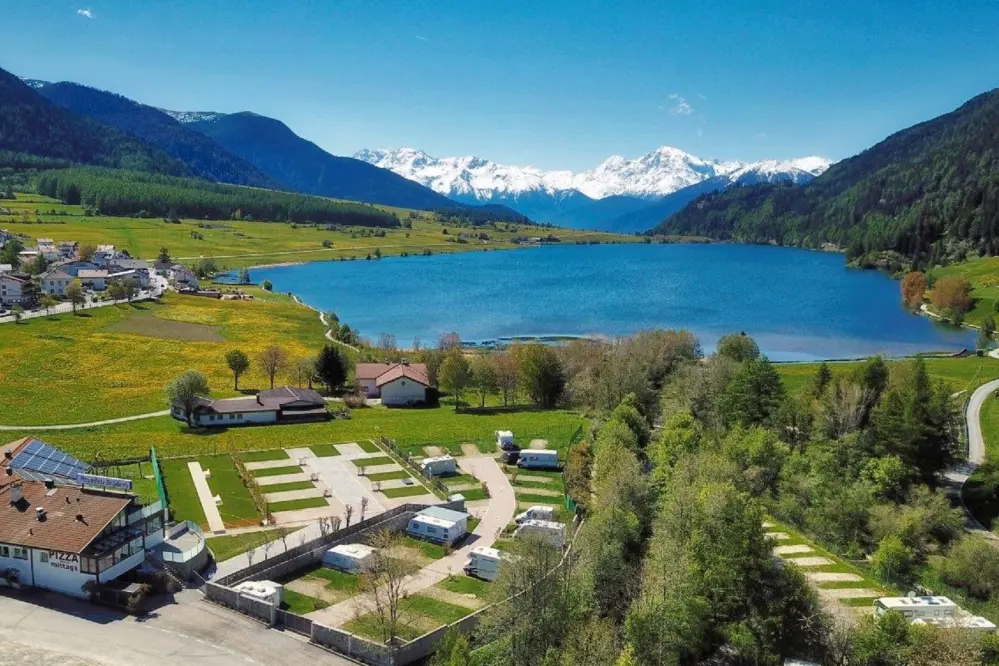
[354,362,431,407]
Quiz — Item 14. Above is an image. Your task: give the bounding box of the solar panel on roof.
[10,440,89,480]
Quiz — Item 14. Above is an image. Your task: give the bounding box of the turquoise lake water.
[249,243,974,361]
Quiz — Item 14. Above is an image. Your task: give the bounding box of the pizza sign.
[47,551,80,573]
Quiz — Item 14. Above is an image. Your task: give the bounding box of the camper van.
[407,506,470,545]
[515,505,555,524]
[496,431,518,451]
[464,546,504,581]
[517,449,559,470]
[322,543,376,573]
[420,455,457,477]
[874,596,959,620]
[513,519,566,549]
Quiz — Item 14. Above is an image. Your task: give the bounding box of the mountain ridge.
[355,146,831,230]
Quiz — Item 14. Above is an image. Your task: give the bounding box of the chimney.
[3,449,12,460]
[66,496,71,504]
[75,513,86,524]
[44,478,55,490]
[9,483,23,504]
[35,507,46,521]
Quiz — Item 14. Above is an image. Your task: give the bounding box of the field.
[4,405,587,462]
[1,193,636,271]
[927,255,999,327]
[158,454,261,528]
[0,288,325,424]
[775,355,999,398]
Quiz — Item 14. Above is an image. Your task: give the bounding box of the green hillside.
[653,89,999,269]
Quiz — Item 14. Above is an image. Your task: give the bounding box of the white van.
[515,505,555,524]
[517,449,559,470]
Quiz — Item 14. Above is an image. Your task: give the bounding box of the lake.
[250,243,974,361]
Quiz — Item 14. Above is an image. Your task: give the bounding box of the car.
[502,450,521,464]
[501,442,521,452]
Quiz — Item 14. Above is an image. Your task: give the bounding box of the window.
[13,547,28,560]
[426,526,437,534]
[0,545,8,557]
[81,557,97,574]
[39,551,48,563]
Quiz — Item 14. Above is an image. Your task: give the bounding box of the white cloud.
[77,8,94,18]
[415,35,429,42]
[668,94,693,116]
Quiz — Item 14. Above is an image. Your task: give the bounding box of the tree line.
[35,168,401,227]
[453,330,999,666]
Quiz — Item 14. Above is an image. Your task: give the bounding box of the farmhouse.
[54,260,99,277]
[40,268,73,297]
[170,264,200,289]
[407,506,470,545]
[171,386,329,427]
[355,362,431,406]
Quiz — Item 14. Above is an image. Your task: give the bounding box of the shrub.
[343,393,367,409]
[940,537,999,600]
[261,280,273,291]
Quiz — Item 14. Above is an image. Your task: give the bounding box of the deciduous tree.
[931,275,973,323]
[716,332,760,362]
[165,370,210,426]
[66,282,85,314]
[439,352,472,410]
[225,349,250,390]
[470,356,499,407]
[900,270,927,309]
[259,345,288,389]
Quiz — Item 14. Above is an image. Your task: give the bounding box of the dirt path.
[0,410,170,431]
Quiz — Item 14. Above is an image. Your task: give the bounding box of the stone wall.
[311,622,393,666]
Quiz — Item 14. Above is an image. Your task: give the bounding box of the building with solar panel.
[0,437,168,599]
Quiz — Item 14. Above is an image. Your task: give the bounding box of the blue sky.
[6,1,999,170]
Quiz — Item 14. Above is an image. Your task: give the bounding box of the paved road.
[945,376,999,541]
[0,274,169,325]
[308,455,516,627]
[0,588,352,666]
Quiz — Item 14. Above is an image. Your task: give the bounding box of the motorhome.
[515,505,555,524]
[464,546,504,581]
[513,519,566,549]
[874,596,959,620]
[496,431,517,451]
[517,449,559,470]
[420,455,457,477]
[322,543,376,573]
[407,506,469,545]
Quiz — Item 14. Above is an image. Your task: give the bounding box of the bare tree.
[493,352,519,406]
[345,504,355,528]
[259,345,289,389]
[356,530,415,646]
[358,464,367,477]
[360,497,369,522]
[319,516,332,539]
[377,333,397,351]
[332,516,342,532]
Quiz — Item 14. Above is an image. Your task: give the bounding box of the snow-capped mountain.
[355,146,831,229]
[20,77,50,90]
[159,109,226,124]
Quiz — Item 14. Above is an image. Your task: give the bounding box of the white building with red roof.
[354,362,431,406]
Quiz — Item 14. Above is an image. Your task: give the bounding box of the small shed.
[233,580,283,606]
[465,546,503,581]
[407,506,469,545]
[420,455,457,477]
[513,519,566,549]
[322,543,376,573]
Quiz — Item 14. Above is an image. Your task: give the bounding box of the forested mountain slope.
[190,112,463,210]
[653,90,999,267]
[0,67,187,176]
[37,82,279,188]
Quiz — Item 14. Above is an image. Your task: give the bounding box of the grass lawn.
[441,473,478,487]
[350,456,394,467]
[281,588,329,615]
[7,406,588,464]
[207,528,296,562]
[366,470,411,482]
[259,481,316,494]
[251,465,304,477]
[381,486,435,499]
[158,454,261,528]
[344,594,474,643]
[241,450,293,462]
[403,536,446,560]
[514,492,564,505]
[438,575,492,598]
[308,443,341,457]
[359,440,380,453]
[459,488,490,502]
[0,289,326,424]
[306,567,362,593]
[776,355,999,398]
[268,497,330,512]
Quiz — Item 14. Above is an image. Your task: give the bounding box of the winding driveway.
[947,374,999,540]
